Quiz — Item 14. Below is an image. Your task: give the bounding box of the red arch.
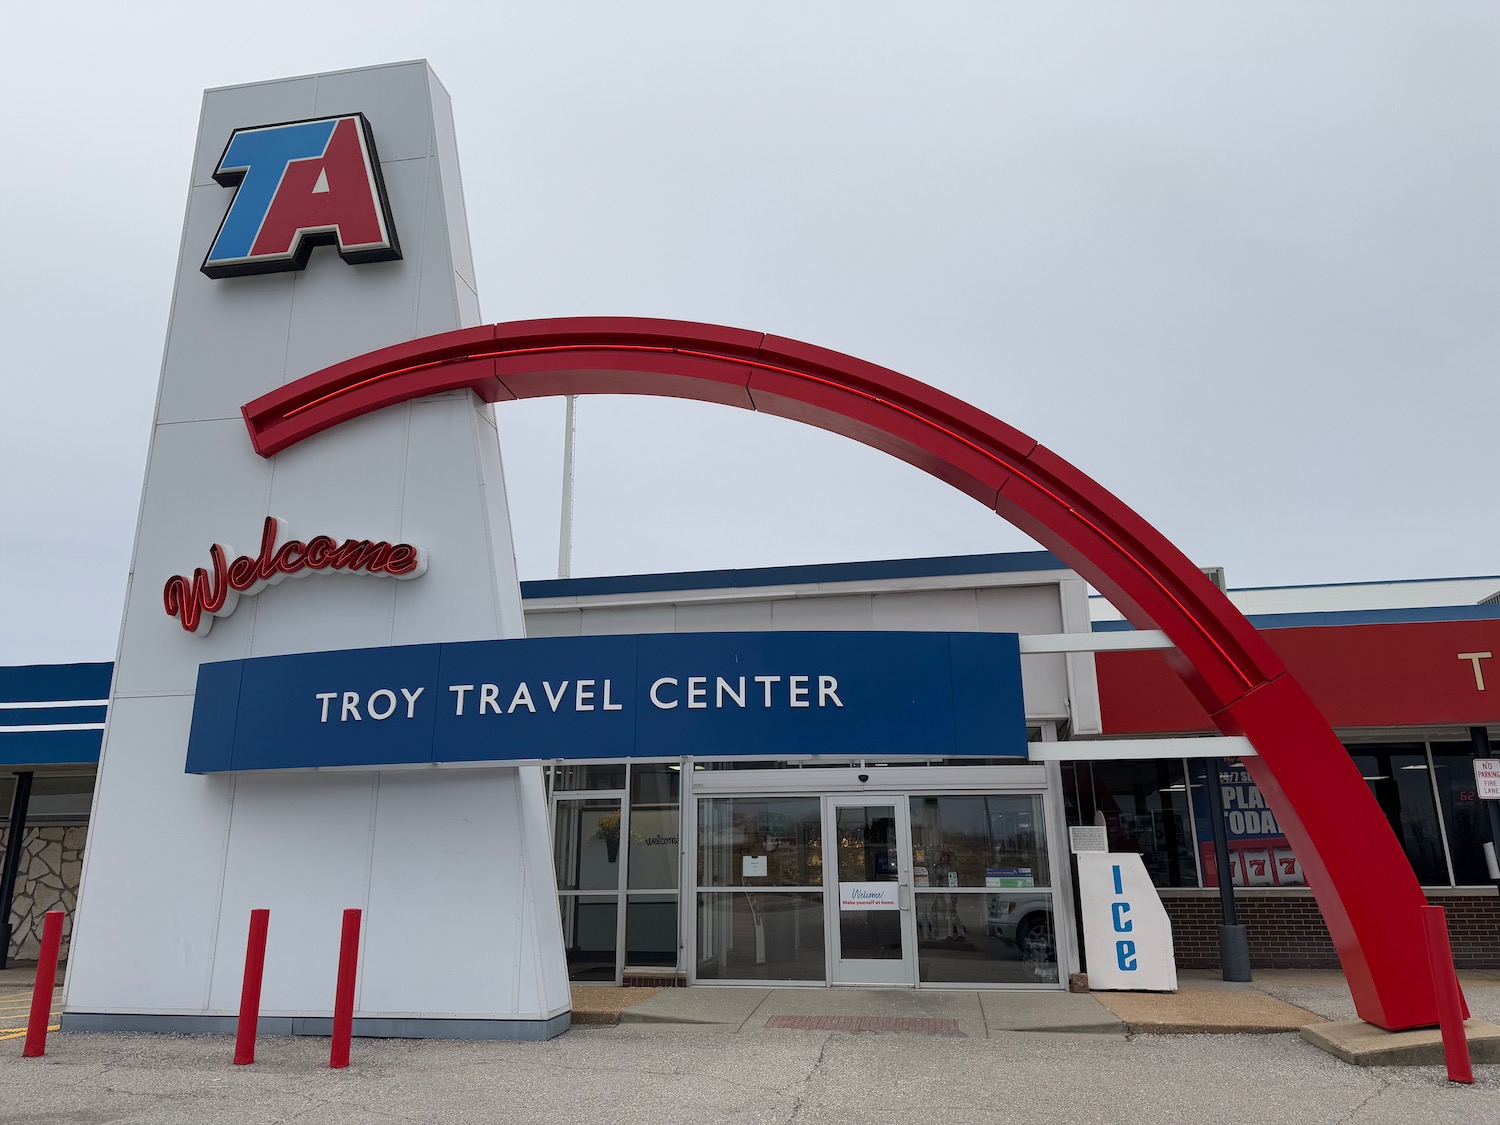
[245,317,1437,1029]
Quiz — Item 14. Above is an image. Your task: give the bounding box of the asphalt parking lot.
[0,1023,1496,1125]
[3,969,1498,1123]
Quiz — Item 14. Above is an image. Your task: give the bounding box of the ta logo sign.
[201,114,401,279]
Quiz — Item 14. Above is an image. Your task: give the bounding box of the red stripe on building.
[1098,619,1500,735]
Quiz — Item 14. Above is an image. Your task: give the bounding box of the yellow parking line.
[0,1025,59,1042]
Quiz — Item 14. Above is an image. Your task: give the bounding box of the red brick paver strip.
[763,1015,962,1035]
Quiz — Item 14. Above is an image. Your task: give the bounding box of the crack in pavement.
[1332,1072,1391,1124]
[787,1034,833,1122]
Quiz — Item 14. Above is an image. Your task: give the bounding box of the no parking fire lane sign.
[1474,759,1500,800]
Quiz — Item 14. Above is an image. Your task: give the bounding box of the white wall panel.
[191,77,318,186]
[111,419,272,696]
[770,595,874,630]
[425,72,479,299]
[1060,578,1102,735]
[1018,654,1069,720]
[207,773,377,1014]
[360,770,540,1016]
[471,405,527,642]
[673,600,775,632]
[62,695,232,1012]
[156,190,296,425]
[977,585,1070,719]
[525,610,582,638]
[281,160,433,374]
[871,589,980,630]
[515,765,570,1013]
[411,156,467,338]
[578,604,678,635]
[311,63,439,163]
[974,585,1064,634]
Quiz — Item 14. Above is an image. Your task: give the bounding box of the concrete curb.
[1009,1022,1129,1035]
[618,1010,735,1027]
[1301,1018,1500,1066]
[1124,1020,1318,1036]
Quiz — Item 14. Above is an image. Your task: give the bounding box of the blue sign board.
[185,631,1026,773]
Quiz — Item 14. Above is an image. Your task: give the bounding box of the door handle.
[898,884,911,910]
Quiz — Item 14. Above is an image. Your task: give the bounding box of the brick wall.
[1161,890,1500,969]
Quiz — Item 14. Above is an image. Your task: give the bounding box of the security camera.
[858,773,870,783]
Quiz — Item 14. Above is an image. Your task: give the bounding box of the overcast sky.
[2,3,1496,664]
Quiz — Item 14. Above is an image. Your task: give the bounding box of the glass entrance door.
[827,797,914,984]
[686,770,1069,989]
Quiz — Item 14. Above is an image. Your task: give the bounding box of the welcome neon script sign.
[163,516,426,635]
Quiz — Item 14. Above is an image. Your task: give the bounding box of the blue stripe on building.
[0,663,112,704]
[0,728,104,766]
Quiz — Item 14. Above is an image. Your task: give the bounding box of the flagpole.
[557,395,577,578]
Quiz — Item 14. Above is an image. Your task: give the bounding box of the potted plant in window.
[591,812,622,863]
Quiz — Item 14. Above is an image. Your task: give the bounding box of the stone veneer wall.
[1161,889,1500,970]
[2,825,85,962]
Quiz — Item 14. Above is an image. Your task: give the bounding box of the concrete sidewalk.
[609,986,1125,1037]
[571,968,1500,1045]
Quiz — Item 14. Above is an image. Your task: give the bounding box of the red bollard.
[329,908,362,1069]
[22,910,64,1058]
[1422,905,1473,1084]
[234,909,270,1065]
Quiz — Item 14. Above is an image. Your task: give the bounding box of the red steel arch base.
[244,317,1438,1030]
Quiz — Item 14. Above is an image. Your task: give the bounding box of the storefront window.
[1431,741,1493,886]
[1063,760,1196,887]
[627,764,680,891]
[552,763,685,980]
[625,894,678,967]
[908,794,1057,985]
[554,798,623,892]
[916,894,1057,985]
[553,763,627,792]
[695,892,826,981]
[559,896,617,982]
[697,797,823,888]
[1185,760,1305,888]
[696,796,825,982]
[1348,746,1448,886]
[907,795,1049,889]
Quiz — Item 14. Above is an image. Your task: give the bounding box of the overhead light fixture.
[1400,764,1429,771]
[1159,784,1186,792]
[1362,775,1390,782]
